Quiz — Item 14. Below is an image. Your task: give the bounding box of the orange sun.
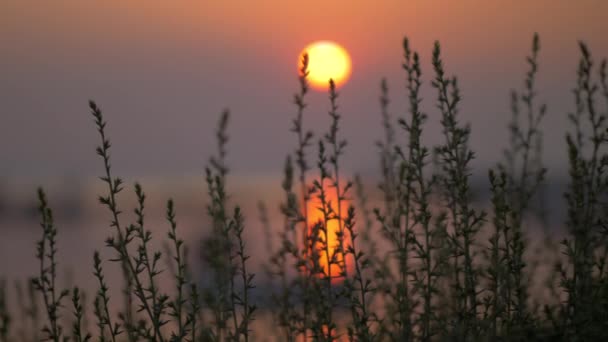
[298,41,352,91]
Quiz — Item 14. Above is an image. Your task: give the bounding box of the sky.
[1,0,607,182]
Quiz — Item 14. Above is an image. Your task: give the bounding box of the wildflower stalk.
[373,80,413,340]
[232,207,256,341]
[432,41,486,339]
[562,41,608,339]
[399,37,447,341]
[93,295,106,342]
[93,251,119,342]
[133,183,169,340]
[485,170,510,337]
[370,78,397,339]
[498,34,547,332]
[325,79,351,282]
[89,100,165,342]
[204,109,255,341]
[120,259,135,341]
[33,188,69,342]
[378,78,398,218]
[292,53,314,336]
[343,206,374,341]
[354,176,380,270]
[71,287,91,342]
[312,139,338,341]
[274,155,300,341]
[188,283,201,342]
[203,109,233,341]
[166,199,188,340]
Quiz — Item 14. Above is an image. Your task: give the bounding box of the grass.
[1,33,608,341]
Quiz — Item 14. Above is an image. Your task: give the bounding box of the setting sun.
[299,41,352,90]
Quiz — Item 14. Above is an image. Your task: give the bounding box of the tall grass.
[1,33,608,341]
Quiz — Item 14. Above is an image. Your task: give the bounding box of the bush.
[1,34,608,342]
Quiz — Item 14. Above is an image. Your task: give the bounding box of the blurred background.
[1,0,607,295]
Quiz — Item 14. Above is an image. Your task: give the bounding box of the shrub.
[1,34,607,342]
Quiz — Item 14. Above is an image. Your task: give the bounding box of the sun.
[298,41,352,90]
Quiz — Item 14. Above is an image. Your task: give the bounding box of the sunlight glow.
[306,181,353,284]
[299,41,352,90]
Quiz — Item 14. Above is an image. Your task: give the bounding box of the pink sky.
[1,0,607,179]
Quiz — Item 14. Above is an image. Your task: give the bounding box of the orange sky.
[4,1,605,65]
[1,1,607,179]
